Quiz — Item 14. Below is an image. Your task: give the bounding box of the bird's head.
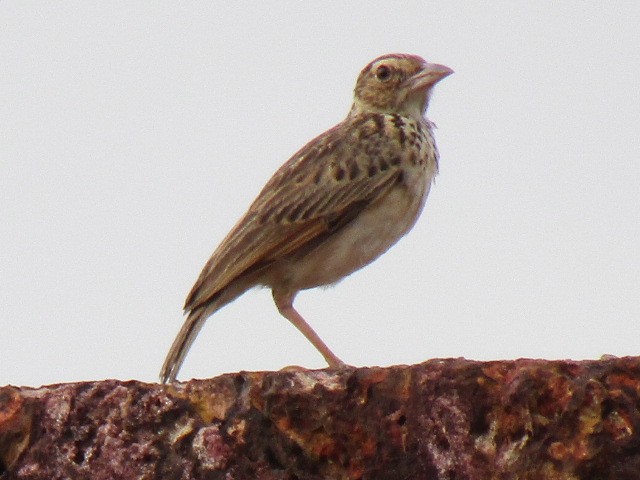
[352,53,453,119]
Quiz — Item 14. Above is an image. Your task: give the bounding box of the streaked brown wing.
[185,114,402,311]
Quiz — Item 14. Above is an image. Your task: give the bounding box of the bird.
[160,53,453,383]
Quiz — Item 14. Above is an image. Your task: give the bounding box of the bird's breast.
[262,114,439,292]
[272,161,435,291]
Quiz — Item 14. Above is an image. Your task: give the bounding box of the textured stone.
[2,357,640,479]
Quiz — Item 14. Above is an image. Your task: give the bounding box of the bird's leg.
[273,290,346,368]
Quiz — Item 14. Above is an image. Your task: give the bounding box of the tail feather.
[160,305,213,383]
[160,278,255,383]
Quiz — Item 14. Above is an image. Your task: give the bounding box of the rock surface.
[1,357,640,479]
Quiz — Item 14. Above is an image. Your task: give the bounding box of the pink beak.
[408,62,454,91]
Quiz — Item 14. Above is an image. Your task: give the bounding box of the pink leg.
[273,290,346,368]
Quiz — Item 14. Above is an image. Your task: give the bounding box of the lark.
[161,53,453,383]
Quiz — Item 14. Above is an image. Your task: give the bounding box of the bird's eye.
[375,65,392,81]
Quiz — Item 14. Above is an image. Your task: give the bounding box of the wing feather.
[186,113,403,310]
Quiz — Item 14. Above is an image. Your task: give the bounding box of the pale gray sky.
[1,2,639,386]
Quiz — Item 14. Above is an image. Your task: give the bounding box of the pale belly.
[267,172,433,292]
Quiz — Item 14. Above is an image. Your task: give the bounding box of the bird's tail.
[160,276,255,384]
[160,265,264,383]
[160,305,213,384]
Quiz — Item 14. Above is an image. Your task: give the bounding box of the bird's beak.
[407,62,454,91]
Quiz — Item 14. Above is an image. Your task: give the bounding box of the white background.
[2,2,639,386]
